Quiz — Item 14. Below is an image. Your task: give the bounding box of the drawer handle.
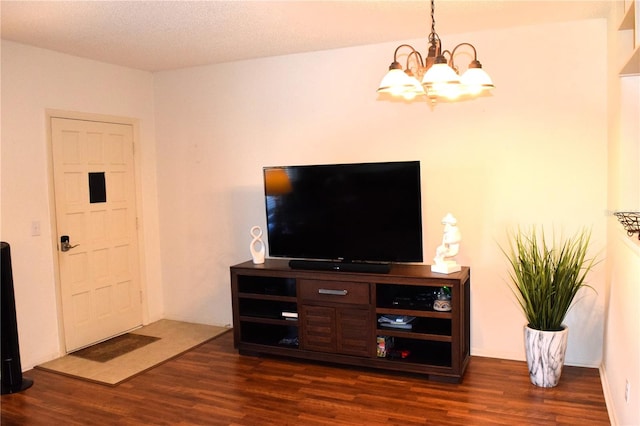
[318,289,348,296]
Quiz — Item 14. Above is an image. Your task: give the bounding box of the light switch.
[31,221,41,236]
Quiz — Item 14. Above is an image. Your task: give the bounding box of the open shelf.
[237,275,296,297]
[376,283,452,312]
[377,338,452,367]
[239,322,299,348]
[238,298,297,321]
[377,315,452,341]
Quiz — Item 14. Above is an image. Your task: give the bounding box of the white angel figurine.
[431,213,462,274]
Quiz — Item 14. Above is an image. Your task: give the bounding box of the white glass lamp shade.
[460,67,494,95]
[401,76,426,100]
[422,62,462,99]
[378,68,422,97]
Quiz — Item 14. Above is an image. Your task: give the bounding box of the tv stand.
[288,259,391,274]
[230,259,470,382]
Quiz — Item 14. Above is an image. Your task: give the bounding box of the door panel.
[51,117,142,351]
[336,308,373,357]
[300,305,336,353]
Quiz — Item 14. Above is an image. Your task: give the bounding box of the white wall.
[154,19,608,366]
[602,1,640,420]
[604,230,640,425]
[0,41,164,369]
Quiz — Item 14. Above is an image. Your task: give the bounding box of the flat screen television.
[263,161,423,273]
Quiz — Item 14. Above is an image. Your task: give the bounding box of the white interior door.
[51,117,143,351]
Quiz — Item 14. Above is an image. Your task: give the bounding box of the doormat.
[35,319,230,386]
[70,333,161,363]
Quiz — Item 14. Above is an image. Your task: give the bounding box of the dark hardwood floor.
[1,330,610,425]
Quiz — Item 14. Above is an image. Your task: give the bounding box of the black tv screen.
[263,161,423,267]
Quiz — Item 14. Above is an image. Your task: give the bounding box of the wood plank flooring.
[1,330,610,425]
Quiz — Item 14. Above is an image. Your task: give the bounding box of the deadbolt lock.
[60,235,79,252]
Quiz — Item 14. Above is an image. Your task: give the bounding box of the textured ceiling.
[1,1,612,72]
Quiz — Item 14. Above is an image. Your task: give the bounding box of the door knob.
[60,235,79,252]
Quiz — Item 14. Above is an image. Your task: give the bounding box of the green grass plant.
[502,227,597,331]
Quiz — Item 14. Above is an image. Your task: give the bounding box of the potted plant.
[502,227,598,387]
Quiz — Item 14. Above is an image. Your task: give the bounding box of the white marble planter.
[524,325,569,388]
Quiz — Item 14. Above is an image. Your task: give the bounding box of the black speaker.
[1,241,33,394]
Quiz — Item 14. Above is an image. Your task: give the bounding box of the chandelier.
[377,0,494,103]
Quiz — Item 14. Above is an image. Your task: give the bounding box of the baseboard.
[471,347,524,362]
[471,347,601,368]
[599,363,618,426]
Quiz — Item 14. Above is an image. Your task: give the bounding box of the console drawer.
[299,279,369,305]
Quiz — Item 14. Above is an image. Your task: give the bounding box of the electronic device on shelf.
[378,315,416,325]
[392,291,437,310]
[378,315,416,330]
[281,311,298,321]
[263,161,423,273]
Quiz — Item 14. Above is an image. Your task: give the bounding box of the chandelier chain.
[430,0,435,35]
[428,0,438,47]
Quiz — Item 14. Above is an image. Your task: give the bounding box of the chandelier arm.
[449,42,478,69]
[450,42,478,58]
[440,49,453,65]
[406,50,425,70]
[393,44,420,62]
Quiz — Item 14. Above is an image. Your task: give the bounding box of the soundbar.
[288,259,391,274]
